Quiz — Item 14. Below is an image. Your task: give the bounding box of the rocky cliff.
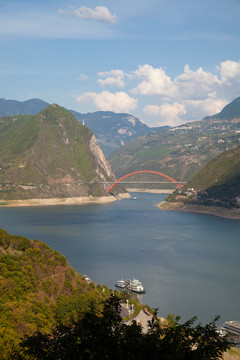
[0,104,127,204]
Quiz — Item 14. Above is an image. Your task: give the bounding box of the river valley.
[1,192,240,325]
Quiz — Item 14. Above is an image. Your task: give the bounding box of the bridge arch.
[106,170,182,193]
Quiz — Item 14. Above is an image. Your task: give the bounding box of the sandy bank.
[0,193,130,207]
[126,188,174,194]
[158,201,240,220]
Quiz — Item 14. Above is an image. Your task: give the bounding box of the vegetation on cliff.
[0,229,108,359]
[166,144,240,210]
[0,104,124,200]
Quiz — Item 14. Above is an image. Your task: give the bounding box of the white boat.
[130,278,145,293]
[115,278,145,293]
[115,279,126,288]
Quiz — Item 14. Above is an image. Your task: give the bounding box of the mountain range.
[0,104,125,203]
[109,97,240,186]
[0,98,168,156]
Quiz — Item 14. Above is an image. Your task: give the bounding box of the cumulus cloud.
[97,69,125,87]
[131,64,178,98]
[132,61,240,125]
[144,102,186,126]
[185,96,228,118]
[59,6,117,23]
[174,64,221,100]
[76,91,138,113]
[75,60,240,126]
[219,60,240,82]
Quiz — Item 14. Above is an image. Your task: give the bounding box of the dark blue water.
[1,192,240,324]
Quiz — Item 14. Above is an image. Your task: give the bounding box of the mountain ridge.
[0,98,168,156]
[109,97,240,186]
[0,104,127,203]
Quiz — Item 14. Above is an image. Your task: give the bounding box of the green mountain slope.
[162,145,240,219]
[109,97,240,186]
[181,145,240,208]
[0,98,168,156]
[0,104,124,201]
[0,228,108,359]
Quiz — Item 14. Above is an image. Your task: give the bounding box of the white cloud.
[97,69,125,87]
[185,96,228,118]
[219,60,240,82]
[60,6,117,23]
[174,64,221,100]
[76,91,137,113]
[131,64,178,98]
[144,102,186,126]
[77,74,89,81]
[74,60,240,126]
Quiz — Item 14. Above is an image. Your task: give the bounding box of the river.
[1,192,240,325]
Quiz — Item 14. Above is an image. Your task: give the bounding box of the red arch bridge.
[105,171,183,194]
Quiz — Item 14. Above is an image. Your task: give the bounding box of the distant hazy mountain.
[109,97,240,185]
[71,110,168,156]
[0,104,125,202]
[0,98,49,116]
[0,98,168,156]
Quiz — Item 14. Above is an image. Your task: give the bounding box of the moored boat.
[115,279,126,288]
[130,278,145,293]
[115,278,145,293]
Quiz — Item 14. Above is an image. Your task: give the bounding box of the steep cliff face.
[89,134,114,181]
[0,105,126,201]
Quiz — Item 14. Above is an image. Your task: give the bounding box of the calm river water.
[1,192,240,324]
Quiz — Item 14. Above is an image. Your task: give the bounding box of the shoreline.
[158,201,240,220]
[126,188,174,194]
[0,193,130,207]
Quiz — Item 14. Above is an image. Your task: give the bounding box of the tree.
[13,294,230,360]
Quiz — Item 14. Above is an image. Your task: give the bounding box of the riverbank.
[127,188,174,194]
[0,193,130,207]
[158,201,240,220]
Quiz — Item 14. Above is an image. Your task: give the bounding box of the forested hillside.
[163,145,240,218]
[0,229,108,359]
[0,104,125,201]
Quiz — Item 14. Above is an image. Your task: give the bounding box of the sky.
[0,0,240,127]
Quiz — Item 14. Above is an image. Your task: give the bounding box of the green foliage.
[15,295,230,360]
[0,104,115,199]
[181,145,240,208]
[0,229,106,359]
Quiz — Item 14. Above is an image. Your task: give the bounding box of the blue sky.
[1,0,240,126]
